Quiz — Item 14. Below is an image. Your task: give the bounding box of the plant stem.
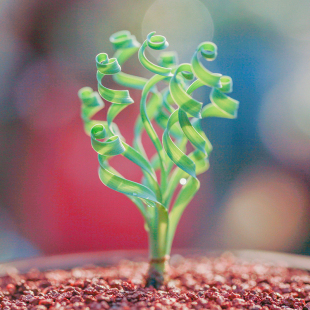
[146,251,169,289]
[146,206,169,288]
[146,258,169,289]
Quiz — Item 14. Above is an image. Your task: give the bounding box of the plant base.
[145,255,170,288]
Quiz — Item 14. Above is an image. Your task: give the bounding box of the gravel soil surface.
[1,253,310,309]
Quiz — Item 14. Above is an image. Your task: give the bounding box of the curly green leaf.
[96,53,133,104]
[163,110,196,178]
[169,63,202,118]
[138,32,172,76]
[191,42,222,88]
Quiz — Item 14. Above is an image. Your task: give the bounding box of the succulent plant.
[78,30,239,287]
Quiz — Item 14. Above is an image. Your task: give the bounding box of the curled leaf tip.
[109,30,140,50]
[95,53,134,104]
[219,76,233,93]
[197,41,218,61]
[138,32,172,76]
[191,41,222,88]
[78,87,104,108]
[147,31,169,50]
[96,53,121,75]
[91,124,106,140]
[91,124,125,156]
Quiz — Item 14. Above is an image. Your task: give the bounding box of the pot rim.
[0,249,310,276]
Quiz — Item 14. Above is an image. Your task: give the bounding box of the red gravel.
[1,253,310,309]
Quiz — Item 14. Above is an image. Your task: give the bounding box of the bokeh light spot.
[180,178,187,185]
[219,167,309,251]
[142,0,214,62]
[258,65,310,169]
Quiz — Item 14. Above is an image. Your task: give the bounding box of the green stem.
[146,259,169,289]
[146,206,169,288]
[140,74,170,196]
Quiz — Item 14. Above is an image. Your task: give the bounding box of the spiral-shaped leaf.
[91,124,125,156]
[191,42,222,88]
[163,110,196,178]
[78,87,122,137]
[110,30,148,90]
[138,32,172,76]
[96,53,133,104]
[169,63,202,118]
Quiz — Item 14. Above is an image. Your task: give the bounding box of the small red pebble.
[29,296,40,305]
[210,304,222,310]
[6,283,15,294]
[99,301,110,309]
[122,281,135,291]
[110,279,122,288]
[39,299,54,306]
[216,295,225,305]
[73,280,84,288]
[96,294,111,302]
[34,306,48,310]
[70,295,83,303]
[1,301,11,307]
[228,292,241,300]
[84,287,98,295]
[15,300,26,307]
[186,291,198,300]
[84,295,96,303]
[94,284,107,291]
[154,302,164,310]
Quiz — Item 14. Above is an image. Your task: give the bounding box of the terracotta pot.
[1,249,310,276]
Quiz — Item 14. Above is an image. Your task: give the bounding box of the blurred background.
[1,0,310,262]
